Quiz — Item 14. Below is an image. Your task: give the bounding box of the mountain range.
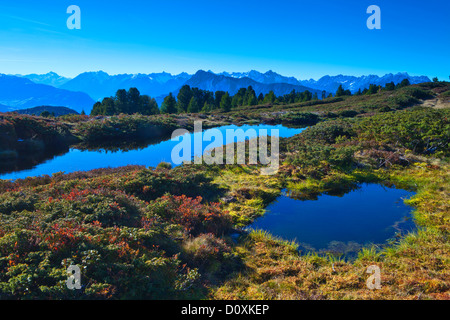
[219,70,431,93]
[298,73,431,94]
[0,74,95,113]
[1,70,431,113]
[19,72,72,87]
[219,70,301,86]
[58,71,192,101]
[184,70,323,96]
[0,103,12,113]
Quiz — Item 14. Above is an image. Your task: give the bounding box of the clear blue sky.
[0,0,448,80]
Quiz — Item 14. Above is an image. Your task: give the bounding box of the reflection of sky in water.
[0,124,305,180]
[250,184,416,255]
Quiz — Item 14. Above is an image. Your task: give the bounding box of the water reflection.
[0,146,69,175]
[0,124,305,180]
[250,184,416,258]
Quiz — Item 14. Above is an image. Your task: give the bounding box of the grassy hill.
[15,106,79,117]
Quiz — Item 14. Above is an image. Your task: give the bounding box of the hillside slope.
[0,74,95,113]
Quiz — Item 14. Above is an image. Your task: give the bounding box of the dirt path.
[421,98,450,109]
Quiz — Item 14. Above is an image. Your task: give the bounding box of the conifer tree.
[220,92,232,112]
[161,93,177,114]
[187,96,200,113]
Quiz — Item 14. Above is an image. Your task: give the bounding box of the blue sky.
[0,0,448,79]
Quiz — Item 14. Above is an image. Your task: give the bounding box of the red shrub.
[149,195,232,236]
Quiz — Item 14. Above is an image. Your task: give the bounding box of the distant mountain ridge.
[19,72,72,87]
[218,70,300,85]
[15,70,431,98]
[60,71,191,101]
[0,74,95,113]
[186,70,323,96]
[220,70,431,93]
[299,73,431,93]
[0,103,12,113]
[4,70,432,112]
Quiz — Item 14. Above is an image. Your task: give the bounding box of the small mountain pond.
[249,183,416,257]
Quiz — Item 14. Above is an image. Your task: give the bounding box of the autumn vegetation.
[0,81,449,299]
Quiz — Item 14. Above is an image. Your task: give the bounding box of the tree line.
[91,79,414,116]
[91,88,159,116]
[351,78,412,96]
[91,85,324,116]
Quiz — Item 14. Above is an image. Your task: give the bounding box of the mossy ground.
[210,163,449,300]
[208,88,450,299]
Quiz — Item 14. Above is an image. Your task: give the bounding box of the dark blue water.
[0,124,305,180]
[250,184,416,255]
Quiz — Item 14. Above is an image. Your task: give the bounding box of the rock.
[221,195,237,204]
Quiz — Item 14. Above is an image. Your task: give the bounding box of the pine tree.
[214,91,226,109]
[246,86,257,106]
[91,102,103,116]
[177,85,192,113]
[257,93,264,103]
[263,91,276,103]
[202,101,212,113]
[384,82,395,91]
[187,96,200,113]
[336,85,345,97]
[248,95,257,106]
[102,97,117,115]
[301,90,312,101]
[126,87,140,114]
[139,95,159,115]
[397,79,411,89]
[220,92,232,112]
[161,93,177,114]
[115,89,128,114]
[366,84,379,95]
